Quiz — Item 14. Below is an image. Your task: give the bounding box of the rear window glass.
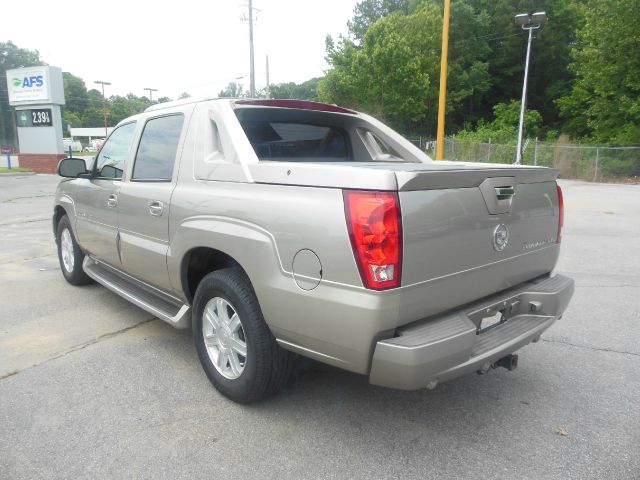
[239,121,349,161]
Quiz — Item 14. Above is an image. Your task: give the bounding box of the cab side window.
[132,114,184,181]
[95,122,137,179]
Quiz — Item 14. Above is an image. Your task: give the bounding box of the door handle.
[107,194,118,208]
[148,200,164,216]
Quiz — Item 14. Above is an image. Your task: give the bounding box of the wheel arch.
[169,217,287,318]
[53,204,69,237]
[180,246,252,304]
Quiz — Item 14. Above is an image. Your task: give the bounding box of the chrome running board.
[83,257,190,329]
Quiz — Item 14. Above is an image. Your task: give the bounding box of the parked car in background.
[62,138,82,152]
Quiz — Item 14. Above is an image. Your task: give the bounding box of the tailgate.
[396,166,562,323]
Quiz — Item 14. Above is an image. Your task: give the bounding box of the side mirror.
[57,158,89,178]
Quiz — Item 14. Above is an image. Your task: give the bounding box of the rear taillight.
[343,190,403,290]
[556,183,564,243]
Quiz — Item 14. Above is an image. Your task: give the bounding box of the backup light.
[343,190,403,290]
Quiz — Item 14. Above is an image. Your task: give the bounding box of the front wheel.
[56,215,93,286]
[193,267,293,403]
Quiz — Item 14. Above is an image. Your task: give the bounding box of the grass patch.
[0,167,31,173]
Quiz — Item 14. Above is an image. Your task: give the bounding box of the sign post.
[5,66,66,173]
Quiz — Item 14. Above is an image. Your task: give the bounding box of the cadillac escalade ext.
[53,98,574,403]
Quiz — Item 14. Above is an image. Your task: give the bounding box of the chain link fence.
[410,137,640,181]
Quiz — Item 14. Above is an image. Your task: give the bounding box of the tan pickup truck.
[53,98,574,403]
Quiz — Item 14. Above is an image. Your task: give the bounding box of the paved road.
[1,175,638,480]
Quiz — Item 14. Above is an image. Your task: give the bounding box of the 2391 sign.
[16,108,53,127]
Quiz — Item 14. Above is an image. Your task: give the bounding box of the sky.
[3,0,360,100]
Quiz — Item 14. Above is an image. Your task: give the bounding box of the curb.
[0,172,35,177]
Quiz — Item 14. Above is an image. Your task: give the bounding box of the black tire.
[193,267,293,403]
[56,215,93,286]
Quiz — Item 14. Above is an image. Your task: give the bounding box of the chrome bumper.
[369,274,574,390]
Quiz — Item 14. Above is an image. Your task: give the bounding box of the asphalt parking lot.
[1,174,638,480]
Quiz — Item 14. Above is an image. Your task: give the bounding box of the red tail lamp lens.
[556,183,564,243]
[343,190,403,290]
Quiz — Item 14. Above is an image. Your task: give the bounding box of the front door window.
[95,122,137,179]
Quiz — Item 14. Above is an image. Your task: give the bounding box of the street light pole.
[95,80,111,138]
[514,12,547,164]
[515,26,533,165]
[144,87,158,103]
[265,55,270,99]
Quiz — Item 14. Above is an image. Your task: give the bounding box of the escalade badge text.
[493,224,509,251]
[522,237,553,251]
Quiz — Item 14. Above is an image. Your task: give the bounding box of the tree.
[0,41,45,146]
[269,78,321,100]
[81,107,104,128]
[62,110,82,135]
[322,0,584,139]
[61,72,90,135]
[320,6,441,133]
[107,94,150,125]
[79,89,106,127]
[455,100,543,144]
[320,2,491,135]
[558,0,640,143]
[347,0,417,43]
[473,0,584,131]
[62,72,89,115]
[218,82,247,98]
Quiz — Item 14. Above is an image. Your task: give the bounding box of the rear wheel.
[56,215,93,286]
[193,267,293,403]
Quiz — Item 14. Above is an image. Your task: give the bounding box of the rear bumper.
[369,274,574,390]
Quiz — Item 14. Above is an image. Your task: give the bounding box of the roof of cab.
[145,97,356,115]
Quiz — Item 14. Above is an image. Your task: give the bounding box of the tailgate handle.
[495,186,515,200]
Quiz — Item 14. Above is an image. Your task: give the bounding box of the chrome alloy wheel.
[60,228,75,273]
[202,297,247,379]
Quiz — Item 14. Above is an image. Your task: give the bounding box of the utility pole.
[95,80,111,138]
[265,55,270,99]
[435,0,451,160]
[514,12,547,164]
[248,0,255,98]
[144,87,158,103]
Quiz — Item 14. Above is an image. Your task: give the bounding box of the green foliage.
[559,0,640,143]
[324,0,585,137]
[454,100,542,144]
[601,157,640,177]
[62,72,89,115]
[0,167,31,173]
[107,94,151,125]
[471,0,584,130]
[4,0,640,156]
[320,6,442,133]
[218,82,247,98]
[269,77,321,100]
[61,110,81,134]
[320,1,492,134]
[218,78,322,101]
[347,0,417,43]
